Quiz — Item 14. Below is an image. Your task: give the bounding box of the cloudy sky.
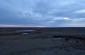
[0,0,85,27]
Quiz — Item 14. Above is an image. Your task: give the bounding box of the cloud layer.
[0,0,85,27]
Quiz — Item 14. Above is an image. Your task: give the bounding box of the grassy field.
[0,27,85,55]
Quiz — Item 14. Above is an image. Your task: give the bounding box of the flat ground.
[0,33,85,55]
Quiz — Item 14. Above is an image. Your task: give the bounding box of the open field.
[0,27,85,55]
[0,27,85,40]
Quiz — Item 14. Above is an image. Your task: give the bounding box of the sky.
[0,0,85,27]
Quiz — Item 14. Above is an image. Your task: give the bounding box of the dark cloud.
[0,0,85,27]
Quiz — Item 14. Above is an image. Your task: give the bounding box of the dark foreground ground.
[0,27,85,55]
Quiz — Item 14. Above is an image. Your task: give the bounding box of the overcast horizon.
[0,0,85,27]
